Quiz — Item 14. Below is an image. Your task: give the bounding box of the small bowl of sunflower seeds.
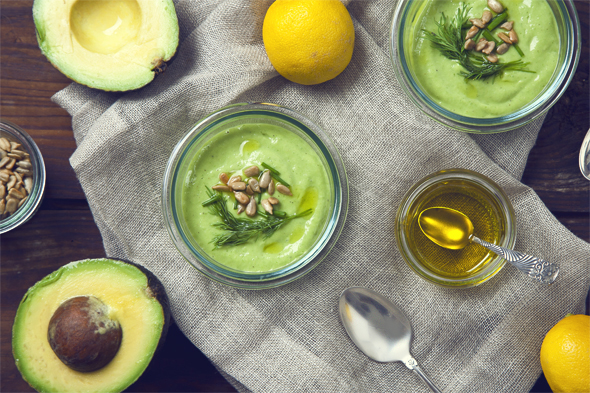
[0,120,46,233]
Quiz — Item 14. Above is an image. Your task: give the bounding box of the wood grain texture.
[1,1,587,392]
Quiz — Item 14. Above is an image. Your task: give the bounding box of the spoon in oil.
[339,287,442,393]
[418,207,559,284]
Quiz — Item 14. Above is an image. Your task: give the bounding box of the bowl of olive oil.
[395,169,516,287]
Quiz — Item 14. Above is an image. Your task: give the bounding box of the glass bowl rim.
[389,0,581,133]
[162,103,349,289]
[0,119,46,234]
[395,168,517,287]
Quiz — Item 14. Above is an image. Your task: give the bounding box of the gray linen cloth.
[52,0,590,392]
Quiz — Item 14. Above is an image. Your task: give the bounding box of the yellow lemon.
[262,0,355,85]
[540,314,590,393]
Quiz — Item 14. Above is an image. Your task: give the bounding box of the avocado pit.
[47,295,122,372]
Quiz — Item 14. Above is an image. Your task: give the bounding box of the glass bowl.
[395,169,516,287]
[0,120,46,234]
[390,0,581,133]
[162,103,348,289]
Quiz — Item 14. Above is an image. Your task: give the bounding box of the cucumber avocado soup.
[411,0,559,118]
[181,122,332,274]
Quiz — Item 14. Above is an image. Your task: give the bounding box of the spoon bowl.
[339,287,441,392]
[418,207,473,250]
[418,207,559,284]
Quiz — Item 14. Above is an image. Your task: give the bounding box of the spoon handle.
[471,236,559,284]
[403,356,442,393]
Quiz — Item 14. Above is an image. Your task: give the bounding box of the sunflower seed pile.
[0,136,33,219]
[213,165,292,217]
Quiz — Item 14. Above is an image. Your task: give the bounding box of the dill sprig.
[421,3,533,80]
[202,189,312,248]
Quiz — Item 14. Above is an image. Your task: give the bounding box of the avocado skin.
[12,257,172,393]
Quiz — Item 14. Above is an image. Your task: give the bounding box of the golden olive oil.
[407,181,503,278]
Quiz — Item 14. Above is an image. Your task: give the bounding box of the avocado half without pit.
[32,0,179,91]
[12,258,171,393]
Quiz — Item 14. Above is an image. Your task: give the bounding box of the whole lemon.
[262,0,355,85]
[540,314,590,393]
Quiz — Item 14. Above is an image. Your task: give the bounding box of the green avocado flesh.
[410,0,559,118]
[12,258,168,393]
[32,0,179,91]
[181,122,333,274]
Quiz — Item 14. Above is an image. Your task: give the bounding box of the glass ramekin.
[0,120,46,234]
[395,169,516,287]
[162,103,348,289]
[390,0,581,133]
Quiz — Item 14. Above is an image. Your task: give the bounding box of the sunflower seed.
[268,197,280,205]
[10,141,21,150]
[248,178,261,193]
[18,196,28,208]
[500,21,514,31]
[464,39,476,50]
[5,158,16,170]
[237,204,245,215]
[6,198,18,214]
[246,197,257,217]
[0,138,11,152]
[234,191,249,205]
[276,184,292,196]
[475,38,488,52]
[16,160,32,170]
[487,0,504,14]
[219,172,230,184]
[7,175,16,190]
[227,175,242,187]
[231,181,246,191]
[246,185,254,195]
[212,184,231,192]
[498,32,512,44]
[0,199,4,215]
[509,29,518,44]
[496,43,510,54]
[465,26,479,40]
[9,150,25,159]
[487,53,499,63]
[259,171,271,189]
[15,167,31,175]
[482,41,496,55]
[261,199,273,215]
[243,165,260,178]
[268,179,275,195]
[0,157,10,168]
[470,18,485,28]
[0,185,5,199]
[9,187,25,200]
[482,10,493,24]
[24,177,33,194]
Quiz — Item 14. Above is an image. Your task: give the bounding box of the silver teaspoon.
[339,287,442,393]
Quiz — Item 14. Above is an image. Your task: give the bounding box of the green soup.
[410,0,559,118]
[181,122,332,274]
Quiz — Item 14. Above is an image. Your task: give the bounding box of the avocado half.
[32,0,179,91]
[12,258,171,393]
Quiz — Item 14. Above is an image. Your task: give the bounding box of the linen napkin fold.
[53,0,590,392]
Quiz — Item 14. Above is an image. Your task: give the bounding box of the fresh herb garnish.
[202,188,312,248]
[421,3,533,80]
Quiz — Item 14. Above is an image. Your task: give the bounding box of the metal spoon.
[339,287,442,393]
[578,128,590,180]
[418,207,559,284]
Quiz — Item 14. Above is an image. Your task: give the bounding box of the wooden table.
[1,1,588,392]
